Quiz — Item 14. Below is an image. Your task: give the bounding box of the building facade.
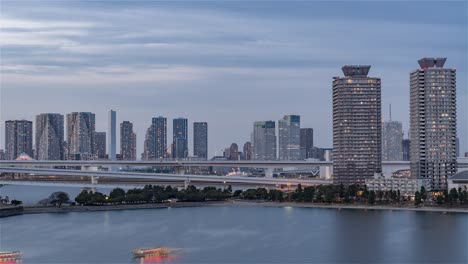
[410,58,457,190]
[300,128,314,159]
[94,132,106,159]
[193,122,208,159]
[35,113,64,160]
[382,120,403,161]
[402,138,411,161]
[173,118,188,159]
[5,120,33,160]
[107,110,116,161]
[120,121,136,160]
[332,65,382,185]
[66,112,96,158]
[252,121,276,160]
[243,141,252,160]
[152,117,167,159]
[229,143,239,160]
[278,115,301,160]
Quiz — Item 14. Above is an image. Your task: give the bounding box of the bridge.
[0,167,332,187]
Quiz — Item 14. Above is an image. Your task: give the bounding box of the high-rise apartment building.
[107,110,116,161]
[252,121,276,160]
[300,128,314,159]
[173,118,188,159]
[94,132,106,159]
[332,65,382,185]
[5,120,33,160]
[35,113,64,160]
[243,142,252,160]
[402,138,411,161]
[120,121,136,160]
[152,117,167,159]
[410,58,457,190]
[229,143,239,160]
[193,122,208,159]
[142,125,155,160]
[0,149,5,160]
[278,115,301,160]
[382,120,403,161]
[66,112,96,158]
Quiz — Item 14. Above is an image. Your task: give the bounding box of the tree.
[55,192,70,207]
[397,190,401,203]
[75,190,91,205]
[110,188,126,201]
[233,190,243,198]
[420,186,427,201]
[10,200,22,206]
[448,188,459,205]
[414,191,422,206]
[368,191,375,205]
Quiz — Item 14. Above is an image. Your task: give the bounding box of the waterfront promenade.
[11,201,468,216]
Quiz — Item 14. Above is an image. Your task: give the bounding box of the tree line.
[73,184,468,207]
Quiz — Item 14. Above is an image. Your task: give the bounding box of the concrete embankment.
[23,201,226,214]
[0,206,23,217]
[231,201,468,213]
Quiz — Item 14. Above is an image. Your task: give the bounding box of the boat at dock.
[0,251,22,263]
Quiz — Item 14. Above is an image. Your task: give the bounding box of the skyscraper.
[193,122,208,159]
[332,65,382,185]
[107,110,116,161]
[382,120,403,161]
[410,58,457,190]
[94,132,106,159]
[243,141,252,160]
[120,121,136,160]
[402,138,411,161]
[300,128,314,159]
[278,115,301,160]
[252,121,276,160]
[229,143,239,160]
[35,113,64,160]
[142,125,155,160]
[5,120,33,160]
[173,118,188,159]
[0,149,5,160]
[66,112,96,158]
[153,117,167,159]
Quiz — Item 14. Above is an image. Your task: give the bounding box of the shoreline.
[14,200,468,215]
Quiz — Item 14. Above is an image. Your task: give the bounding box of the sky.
[0,0,467,157]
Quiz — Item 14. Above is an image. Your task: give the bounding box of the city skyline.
[0,1,466,157]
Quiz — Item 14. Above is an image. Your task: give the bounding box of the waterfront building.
[243,141,252,160]
[172,118,188,159]
[229,143,239,160]
[448,171,468,190]
[94,132,106,159]
[278,115,301,160]
[365,175,431,197]
[193,122,208,159]
[382,120,403,161]
[5,120,33,160]
[332,65,382,185]
[300,128,314,159]
[252,121,276,160]
[402,138,411,161]
[120,121,136,160]
[66,112,96,159]
[107,110,116,161]
[35,113,64,160]
[410,58,457,190]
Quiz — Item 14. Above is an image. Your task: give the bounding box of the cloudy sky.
[1,0,467,157]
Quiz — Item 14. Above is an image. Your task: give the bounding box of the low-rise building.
[448,171,468,190]
[366,175,431,197]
